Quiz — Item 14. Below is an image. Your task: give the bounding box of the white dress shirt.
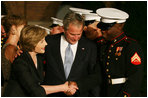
[60,35,78,64]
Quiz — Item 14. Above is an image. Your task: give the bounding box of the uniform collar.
[97,32,127,45]
[110,32,126,44]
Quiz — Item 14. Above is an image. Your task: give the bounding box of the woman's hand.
[63,81,79,96]
[62,81,69,92]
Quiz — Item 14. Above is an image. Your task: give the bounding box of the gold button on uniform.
[111,45,114,47]
[106,69,109,72]
[108,75,111,78]
[107,62,109,65]
[109,50,111,52]
[116,58,118,60]
[124,95,127,97]
[108,56,110,59]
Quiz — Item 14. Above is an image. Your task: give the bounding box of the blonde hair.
[19,25,47,52]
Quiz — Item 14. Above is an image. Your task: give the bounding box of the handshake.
[63,81,79,96]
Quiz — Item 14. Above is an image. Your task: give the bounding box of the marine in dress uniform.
[82,13,101,40]
[69,7,93,15]
[49,17,64,35]
[96,8,144,97]
[36,17,63,35]
[1,31,7,48]
[1,15,7,48]
[35,25,50,35]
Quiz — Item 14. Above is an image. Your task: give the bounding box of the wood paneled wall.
[4,1,62,21]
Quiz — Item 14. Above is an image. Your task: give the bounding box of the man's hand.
[64,81,79,96]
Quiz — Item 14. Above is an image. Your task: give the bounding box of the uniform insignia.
[131,52,141,65]
[118,52,121,56]
[115,47,123,56]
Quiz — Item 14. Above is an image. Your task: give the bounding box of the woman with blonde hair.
[3,25,77,97]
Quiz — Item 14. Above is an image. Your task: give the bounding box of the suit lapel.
[37,55,44,81]
[24,52,41,80]
[68,37,86,79]
[51,35,66,79]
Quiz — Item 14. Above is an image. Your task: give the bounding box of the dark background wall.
[1,1,147,96]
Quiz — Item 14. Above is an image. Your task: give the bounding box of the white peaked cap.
[84,13,101,21]
[69,7,93,15]
[35,25,50,34]
[51,17,63,26]
[96,8,129,23]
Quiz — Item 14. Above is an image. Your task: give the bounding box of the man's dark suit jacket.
[43,33,100,97]
[3,52,46,97]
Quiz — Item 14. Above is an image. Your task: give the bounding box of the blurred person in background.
[1,15,27,95]
[49,17,64,35]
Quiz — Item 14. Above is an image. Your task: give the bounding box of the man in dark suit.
[43,11,101,96]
